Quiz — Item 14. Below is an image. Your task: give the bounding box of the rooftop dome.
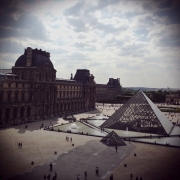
[15,48,54,68]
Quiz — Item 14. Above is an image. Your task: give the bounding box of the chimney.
[26,47,32,66]
[70,73,73,80]
[46,52,50,59]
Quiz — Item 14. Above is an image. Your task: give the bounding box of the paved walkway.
[0,117,100,179]
[10,140,135,180]
[1,108,180,180]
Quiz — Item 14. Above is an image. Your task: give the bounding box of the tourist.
[96,167,99,176]
[109,174,113,180]
[49,163,53,171]
[47,174,51,180]
[18,142,20,148]
[115,145,118,152]
[70,137,72,142]
[77,175,80,180]
[130,173,133,179]
[140,177,143,180]
[84,171,87,179]
[44,174,46,179]
[136,177,138,180]
[54,171,57,178]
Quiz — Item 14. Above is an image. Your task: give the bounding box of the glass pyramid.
[101,90,173,135]
[101,131,126,146]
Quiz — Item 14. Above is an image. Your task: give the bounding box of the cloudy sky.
[0,0,179,88]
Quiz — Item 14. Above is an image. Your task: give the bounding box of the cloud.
[0,0,179,88]
[104,38,124,47]
[60,51,92,62]
[0,40,25,54]
[148,24,180,47]
[0,2,49,40]
[63,1,84,16]
[66,17,88,32]
[73,42,96,51]
[154,6,180,24]
[96,0,121,10]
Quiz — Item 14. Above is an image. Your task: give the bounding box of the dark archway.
[20,107,24,117]
[56,103,59,114]
[68,103,71,112]
[60,103,63,112]
[27,106,31,117]
[0,109,2,121]
[44,105,49,116]
[64,103,67,112]
[5,108,10,120]
[13,107,18,119]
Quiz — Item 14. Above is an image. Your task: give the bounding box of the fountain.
[70,123,78,129]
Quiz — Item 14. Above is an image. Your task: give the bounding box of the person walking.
[47,174,51,180]
[44,174,46,179]
[109,174,113,180]
[96,167,99,176]
[130,173,133,179]
[84,171,87,179]
[54,171,57,179]
[77,175,80,180]
[115,145,118,152]
[49,163,53,171]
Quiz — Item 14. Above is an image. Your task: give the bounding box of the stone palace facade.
[0,47,96,126]
[96,78,122,102]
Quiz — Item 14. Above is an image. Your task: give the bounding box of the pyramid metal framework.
[101,131,126,146]
[101,90,173,135]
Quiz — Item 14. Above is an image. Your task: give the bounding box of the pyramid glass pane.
[101,90,173,135]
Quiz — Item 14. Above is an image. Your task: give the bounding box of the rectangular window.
[8,93,11,101]
[15,92,18,101]
[22,92,25,101]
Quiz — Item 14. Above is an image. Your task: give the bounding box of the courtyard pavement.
[0,106,180,180]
